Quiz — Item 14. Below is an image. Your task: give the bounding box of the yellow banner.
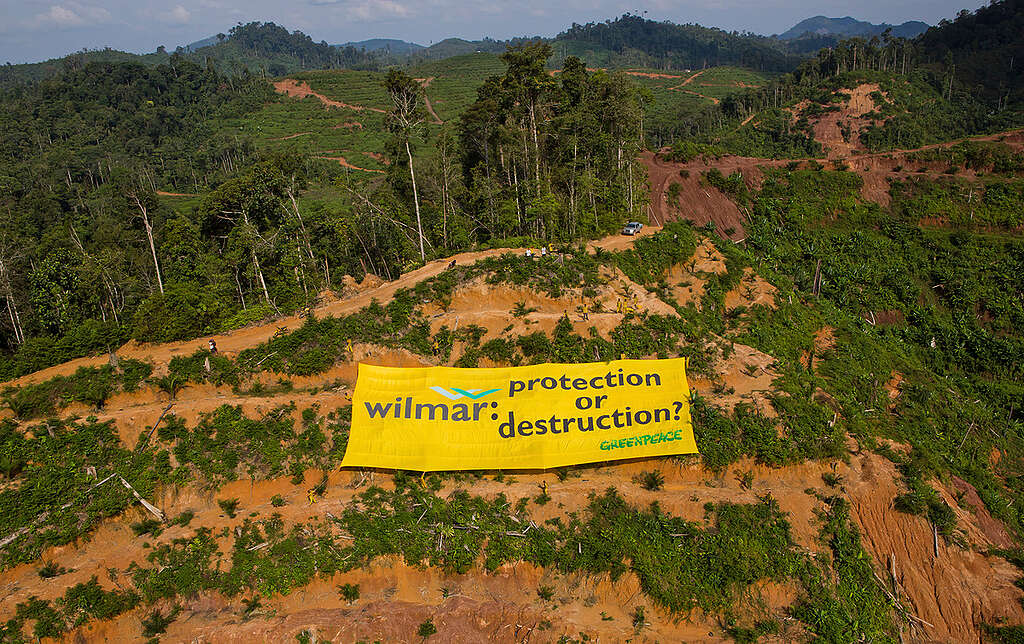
[341,358,696,471]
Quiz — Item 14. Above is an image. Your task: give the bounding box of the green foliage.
[734,164,1024,541]
[691,397,842,471]
[0,321,128,382]
[37,561,70,579]
[558,15,800,72]
[131,518,164,538]
[791,498,895,641]
[218,498,241,518]
[703,169,749,203]
[166,350,240,387]
[610,223,697,285]
[985,624,1024,644]
[0,418,169,568]
[417,618,437,638]
[141,607,178,637]
[171,511,195,527]
[130,528,222,602]
[2,360,152,419]
[1,577,138,641]
[157,404,344,486]
[338,583,360,603]
[631,605,646,629]
[905,141,1024,175]
[132,283,228,343]
[664,140,723,163]
[890,176,1024,230]
[637,470,665,491]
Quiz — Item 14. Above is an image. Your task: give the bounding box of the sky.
[0,0,979,65]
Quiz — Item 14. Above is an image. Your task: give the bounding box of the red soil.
[272,78,386,113]
[419,76,443,125]
[316,155,385,173]
[1,231,1021,641]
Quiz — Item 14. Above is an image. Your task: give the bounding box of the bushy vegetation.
[2,359,151,419]
[730,165,1024,541]
[0,577,138,641]
[0,417,170,567]
[24,482,886,641]
[890,175,1024,230]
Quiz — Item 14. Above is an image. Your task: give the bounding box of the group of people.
[617,296,641,315]
[524,246,550,258]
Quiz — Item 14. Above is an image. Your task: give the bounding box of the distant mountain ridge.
[0,13,939,86]
[184,35,221,52]
[779,16,929,40]
[337,38,424,54]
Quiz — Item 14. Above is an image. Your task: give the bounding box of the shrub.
[38,561,70,579]
[141,608,177,637]
[632,606,646,629]
[171,511,195,527]
[218,498,240,518]
[131,518,164,537]
[417,618,437,638]
[339,583,360,603]
[638,470,665,491]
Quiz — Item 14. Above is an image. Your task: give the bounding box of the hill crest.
[779,15,929,39]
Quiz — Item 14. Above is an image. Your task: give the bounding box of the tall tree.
[384,69,428,262]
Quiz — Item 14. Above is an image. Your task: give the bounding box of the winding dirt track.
[315,155,385,173]
[273,78,386,113]
[667,68,708,90]
[418,76,443,124]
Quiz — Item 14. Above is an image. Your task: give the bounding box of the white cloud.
[158,4,192,24]
[308,0,412,20]
[33,2,113,28]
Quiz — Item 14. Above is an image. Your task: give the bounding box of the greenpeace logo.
[429,386,500,400]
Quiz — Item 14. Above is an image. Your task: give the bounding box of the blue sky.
[0,0,978,64]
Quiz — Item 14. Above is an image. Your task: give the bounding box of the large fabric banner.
[341,358,696,471]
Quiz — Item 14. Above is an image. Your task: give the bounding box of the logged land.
[2,39,1024,643]
[643,83,1024,239]
[1,218,1023,642]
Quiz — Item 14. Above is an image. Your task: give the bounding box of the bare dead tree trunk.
[253,249,271,306]
[405,139,425,262]
[130,193,164,295]
[286,184,316,263]
[0,255,24,344]
[530,101,541,188]
[234,269,247,310]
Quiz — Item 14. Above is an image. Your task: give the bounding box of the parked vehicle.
[622,221,643,235]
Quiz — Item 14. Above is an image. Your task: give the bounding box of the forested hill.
[659,0,1023,154]
[557,14,801,72]
[2,14,813,86]
[0,45,649,378]
[916,0,1024,107]
[778,16,929,40]
[0,22,381,85]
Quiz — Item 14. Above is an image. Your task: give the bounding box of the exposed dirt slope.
[2,235,1022,642]
[642,125,1024,237]
[272,79,386,113]
[790,84,884,158]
